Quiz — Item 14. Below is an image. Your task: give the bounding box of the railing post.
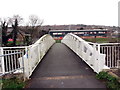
[93,43,98,72]
[23,47,30,80]
[1,48,5,74]
[98,44,100,54]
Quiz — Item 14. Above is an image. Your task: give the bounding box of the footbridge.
[0,33,120,88]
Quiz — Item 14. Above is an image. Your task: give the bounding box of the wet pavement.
[26,43,106,88]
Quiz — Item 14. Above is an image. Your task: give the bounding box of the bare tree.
[29,15,43,27]
[28,15,43,43]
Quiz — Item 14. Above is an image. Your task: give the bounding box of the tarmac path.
[26,43,106,88]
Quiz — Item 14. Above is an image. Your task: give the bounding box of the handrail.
[0,52,22,57]
[61,33,109,73]
[23,34,55,79]
[0,34,55,80]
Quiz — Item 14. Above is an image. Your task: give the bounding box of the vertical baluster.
[5,50,8,72]
[10,50,14,72]
[106,46,109,67]
[112,46,114,67]
[8,50,11,72]
[6,50,9,71]
[107,46,109,67]
[110,46,112,68]
[19,51,22,68]
[114,46,116,67]
[104,46,106,54]
[105,46,107,66]
[14,50,17,70]
[16,50,19,68]
[111,46,113,68]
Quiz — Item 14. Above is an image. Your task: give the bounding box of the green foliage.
[96,71,108,80]
[107,81,120,90]
[107,74,117,82]
[56,40,61,43]
[84,38,109,43]
[84,38,118,43]
[96,71,120,90]
[2,77,25,89]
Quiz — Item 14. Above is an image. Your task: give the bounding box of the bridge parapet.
[62,33,109,73]
[0,34,55,80]
[23,34,55,79]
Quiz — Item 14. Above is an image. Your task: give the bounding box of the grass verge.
[55,40,61,43]
[84,38,118,43]
[96,71,120,90]
[1,77,25,89]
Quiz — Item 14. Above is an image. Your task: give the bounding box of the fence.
[62,33,108,73]
[0,47,25,76]
[88,42,120,68]
[99,43,120,68]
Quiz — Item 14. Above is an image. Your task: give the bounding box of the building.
[49,29,109,40]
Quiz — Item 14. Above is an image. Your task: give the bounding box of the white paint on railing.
[0,34,55,79]
[23,34,55,79]
[0,51,25,76]
[88,42,120,68]
[0,48,4,74]
[61,33,109,73]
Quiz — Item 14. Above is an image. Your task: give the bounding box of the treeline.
[0,15,47,46]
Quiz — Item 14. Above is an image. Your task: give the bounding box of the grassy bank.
[84,38,119,43]
[1,77,25,89]
[96,71,120,90]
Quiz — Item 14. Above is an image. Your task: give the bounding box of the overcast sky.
[0,0,119,26]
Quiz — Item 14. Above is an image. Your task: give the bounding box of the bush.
[96,71,108,80]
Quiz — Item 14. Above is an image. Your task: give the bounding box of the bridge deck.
[26,43,106,88]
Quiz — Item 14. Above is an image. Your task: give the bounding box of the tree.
[0,18,12,46]
[28,15,43,43]
[9,15,23,46]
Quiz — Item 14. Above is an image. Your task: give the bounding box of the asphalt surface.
[26,43,106,88]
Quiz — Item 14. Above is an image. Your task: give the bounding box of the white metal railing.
[89,42,120,68]
[23,34,55,79]
[61,33,109,73]
[100,44,120,68]
[0,34,55,79]
[88,42,120,68]
[0,47,25,76]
